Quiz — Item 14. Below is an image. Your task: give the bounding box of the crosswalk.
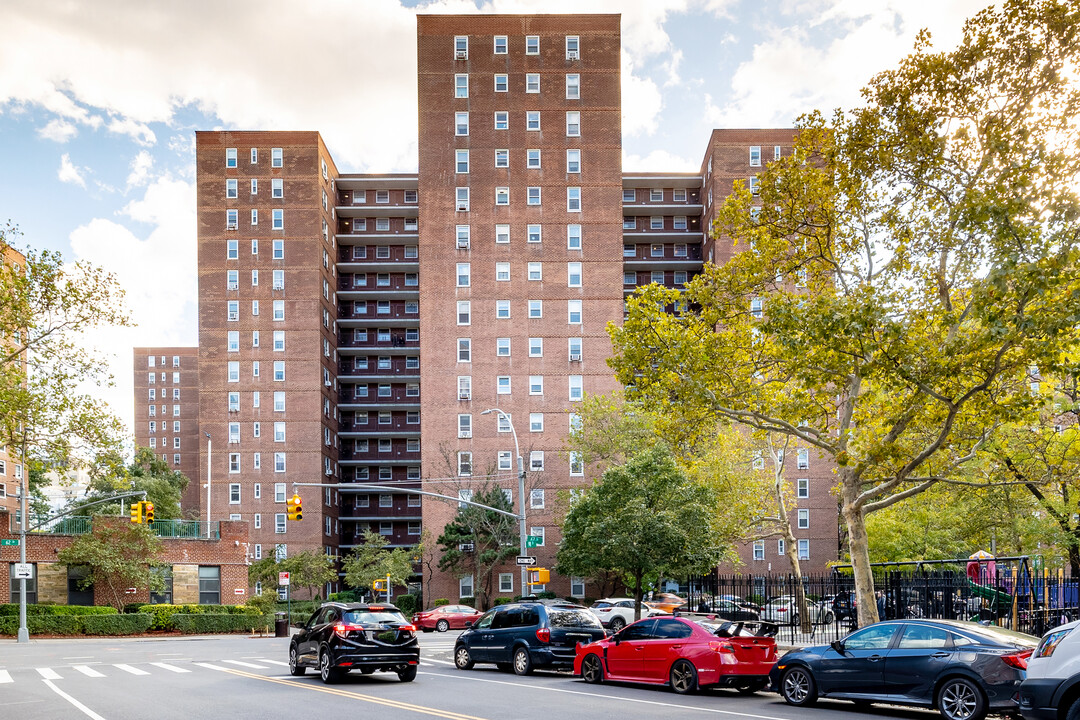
[0,658,286,686]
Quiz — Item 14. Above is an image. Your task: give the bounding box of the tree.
[56,520,165,611]
[249,550,338,601]
[608,0,1080,625]
[437,485,518,610]
[556,446,719,621]
[342,530,417,600]
[0,223,130,477]
[81,447,190,520]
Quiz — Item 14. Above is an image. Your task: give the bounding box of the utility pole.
[204,432,212,539]
[17,425,28,644]
[481,409,527,596]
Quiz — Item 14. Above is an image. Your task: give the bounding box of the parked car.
[289,602,419,684]
[591,598,669,632]
[760,595,835,625]
[574,616,777,694]
[646,593,687,614]
[823,591,856,622]
[689,598,761,622]
[1019,618,1080,720]
[412,604,481,632]
[771,619,1038,720]
[454,601,606,675]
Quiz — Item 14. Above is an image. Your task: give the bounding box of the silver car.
[760,595,835,625]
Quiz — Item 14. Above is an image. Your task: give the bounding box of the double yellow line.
[211,666,487,720]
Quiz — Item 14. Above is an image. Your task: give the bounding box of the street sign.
[516,556,537,566]
[234,588,245,595]
[13,563,32,579]
[278,571,290,587]
[1,539,19,546]
[125,588,137,594]
[525,535,542,548]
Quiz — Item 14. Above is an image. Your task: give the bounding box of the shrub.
[171,613,270,634]
[328,590,362,603]
[432,598,450,607]
[82,614,153,635]
[124,603,148,614]
[393,594,417,617]
[0,615,82,635]
[493,597,515,606]
[0,604,116,617]
[535,591,557,600]
[458,597,475,608]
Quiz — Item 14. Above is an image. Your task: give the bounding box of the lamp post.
[17,425,28,644]
[204,431,212,539]
[481,408,527,596]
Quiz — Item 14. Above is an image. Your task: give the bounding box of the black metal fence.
[673,566,1079,646]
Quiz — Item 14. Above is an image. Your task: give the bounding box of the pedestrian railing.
[10,516,221,540]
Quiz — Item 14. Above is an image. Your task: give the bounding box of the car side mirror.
[464,621,473,628]
[830,640,846,654]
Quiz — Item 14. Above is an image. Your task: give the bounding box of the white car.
[759,595,834,625]
[1019,618,1080,720]
[589,598,668,632]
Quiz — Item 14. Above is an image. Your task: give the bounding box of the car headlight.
[1035,628,1072,658]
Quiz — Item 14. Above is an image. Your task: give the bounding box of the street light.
[204,431,212,539]
[481,408,528,596]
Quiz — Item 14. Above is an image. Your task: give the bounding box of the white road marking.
[113,664,149,676]
[415,670,793,720]
[422,657,457,666]
[222,660,267,669]
[0,670,12,683]
[43,679,107,720]
[149,662,190,673]
[193,662,229,671]
[36,668,62,680]
[72,665,105,678]
[256,659,290,667]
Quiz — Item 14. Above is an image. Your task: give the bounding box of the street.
[0,632,960,720]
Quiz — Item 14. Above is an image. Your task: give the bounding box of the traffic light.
[287,494,303,521]
[143,502,155,524]
[530,568,550,585]
[130,501,143,524]
[373,580,387,591]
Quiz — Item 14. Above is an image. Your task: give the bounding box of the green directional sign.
[0,539,19,546]
[526,535,542,548]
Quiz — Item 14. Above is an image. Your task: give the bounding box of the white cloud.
[37,117,77,142]
[126,150,154,189]
[107,116,156,146]
[57,153,86,187]
[622,50,664,137]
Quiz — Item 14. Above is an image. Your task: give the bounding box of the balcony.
[336,230,419,246]
[338,359,419,377]
[623,246,704,272]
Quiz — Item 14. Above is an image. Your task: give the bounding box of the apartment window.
[227,362,239,382]
[457,263,470,287]
[273,239,283,259]
[494,149,509,168]
[226,179,238,198]
[749,146,761,167]
[797,509,810,529]
[566,149,581,174]
[406,356,419,369]
[528,262,542,281]
[272,300,284,321]
[273,361,285,381]
[567,187,581,212]
[229,483,241,504]
[271,147,283,167]
[529,526,545,547]
[251,269,259,287]
[227,331,239,352]
[455,149,469,174]
[498,573,514,594]
[527,337,543,357]
[797,478,809,498]
[569,451,584,476]
[568,300,582,324]
[274,453,286,472]
[459,575,474,599]
[495,225,510,245]
[527,187,541,205]
[229,453,240,473]
[458,338,471,362]
[650,271,664,285]
[568,337,582,360]
[494,111,508,130]
[494,35,507,54]
[456,187,469,211]
[457,376,471,400]
[797,448,809,469]
[454,35,468,59]
[566,74,580,99]
[650,216,664,230]
[497,451,512,471]
[496,376,511,395]
[623,217,636,231]
[525,35,539,54]
[624,271,636,285]
[526,73,540,93]
[494,74,508,92]
[567,262,582,287]
[527,111,540,131]
[274,392,285,412]
[778,539,786,556]
[227,301,239,322]
[271,178,283,198]
[526,149,541,169]
[674,271,688,285]
[495,262,510,282]
[569,375,583,401]
[749,177,760,196]
[798,539,810,560]
[272,269,284,290]
[566,111,580,136]
[673,216,687,230]
[226,210,239,232]
[272,209,283,229]
[753,541,765,561]
[650,188,663,202]
[496,300,510,319]
[458,452,472,477]
[496,414,511,433]
[496,337,510,356]
[458,414,472,438]
[456,225,470,249]
[751,297,763,318]
[226,148,237,167]
[529,376,544,395]
[404,245,418,258]
[527,224,542,244]
[495,187,509,205]
[528,413,545,433]
[528,300,542,318]
[457,300,471,325]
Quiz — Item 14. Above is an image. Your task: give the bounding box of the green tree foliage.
[436,486,518,610]
[342,531,417,600]
[556,446,719,621]
[608,1,1080,625]
[0,223,130,476]
[56,521,165,611]
[81,447,190,520]
[249,550,338,601]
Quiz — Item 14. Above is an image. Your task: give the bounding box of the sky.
[0,0,995,440]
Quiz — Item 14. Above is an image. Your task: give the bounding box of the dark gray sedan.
[769,620,1038,720]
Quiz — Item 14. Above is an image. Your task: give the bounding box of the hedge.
[140,604,251,630]
[393,594,418,617]
[82,614,153,636]
[433,598,450,607]
[0,615,83,635]
[170,613,271,634]
[0,604,116,617]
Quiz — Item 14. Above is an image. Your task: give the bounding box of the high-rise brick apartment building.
[132,347,201,511]
[183,14,837,601]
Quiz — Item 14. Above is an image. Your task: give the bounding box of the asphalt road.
[0,631,958,720]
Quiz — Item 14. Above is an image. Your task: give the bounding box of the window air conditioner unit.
[458,391,471,400]
[567,51,579,60]
[569,353,582,361]
[455,50,468,60]
[227,223,238,230]
[458,430,472,439]
[457,202,469,211]
[457,240,470,249]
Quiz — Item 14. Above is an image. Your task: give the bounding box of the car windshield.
[549,609,602,628]
[592,601,613,609]
[343,610,406,624]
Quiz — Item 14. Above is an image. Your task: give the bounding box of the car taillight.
[709,641,734,653]
[334,622,364,638]
[1001,650,1033,670]
[400,624,417,633]
[536,628,550,643]
[777,608,788,612]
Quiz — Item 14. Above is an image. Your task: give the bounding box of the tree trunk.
[1068,533,1080,579]
[842,478,878,626]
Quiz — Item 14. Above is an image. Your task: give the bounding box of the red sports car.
[573,616,777,694]
[412,604,481,632]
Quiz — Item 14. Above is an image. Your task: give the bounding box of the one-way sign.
[515,556,537,566]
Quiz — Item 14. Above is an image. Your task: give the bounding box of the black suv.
[289,602,419,683]
[454,601,605,675]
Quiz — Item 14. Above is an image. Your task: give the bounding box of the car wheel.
[319,649,340,684]
[822,611,835,625]
[288,645,305,676]
[1066,697,1080,720]
[735,679,767,695]
[454,645,474,670]
[937,677,987,720]
[791,613,800,626]
[581,654,603,684]
[436,619,450,633]
[669,659,698,694]
[398,665,417,683]
[512,647,533,676]
[609,616,626,633]
[781,667,818,706]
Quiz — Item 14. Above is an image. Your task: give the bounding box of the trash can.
[275,612,289,638]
